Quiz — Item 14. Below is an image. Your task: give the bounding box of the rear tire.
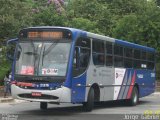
[128,87,139,106]
[40,102,47,110]
[83,87,94,112]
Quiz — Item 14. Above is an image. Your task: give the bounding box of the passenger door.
[71,37,91,103]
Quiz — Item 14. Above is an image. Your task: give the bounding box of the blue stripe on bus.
[71,73,87,103]
[115,39,155,52]
[135,69,156,97]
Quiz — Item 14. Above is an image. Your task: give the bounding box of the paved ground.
[0,93,160,120]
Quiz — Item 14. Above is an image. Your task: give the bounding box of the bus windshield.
[15,41,71,77]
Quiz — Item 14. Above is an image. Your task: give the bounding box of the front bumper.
[11,84,71,103]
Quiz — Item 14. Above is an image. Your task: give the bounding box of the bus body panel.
[63,29,87,88]
[135,69,155,97]
[71,73,87,103]
[86,62,115,101]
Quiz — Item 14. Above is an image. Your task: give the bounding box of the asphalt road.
[0,93,160,120]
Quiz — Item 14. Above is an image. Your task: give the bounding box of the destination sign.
[28,31,63,39]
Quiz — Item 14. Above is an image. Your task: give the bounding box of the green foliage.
[0,60,11,86]
[0,0,160,80]
[32,5,67,26]
[156,0,160,6]
[67,17,101,34]
[0,0,32,41]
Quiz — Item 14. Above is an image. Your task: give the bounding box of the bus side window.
[133,49,141,69]
[114,45,123,67]
[147,52,155,70]
[92,40,105,66]
[124,48,133,68]
[106,42,113,66]
[80,48,90,68]
[73,37,91,77]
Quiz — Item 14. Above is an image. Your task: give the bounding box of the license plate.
[31,92,42,97]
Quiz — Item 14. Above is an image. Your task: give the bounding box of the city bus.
[7,26,156,111]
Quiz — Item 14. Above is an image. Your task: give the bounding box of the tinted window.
[73,37,91,77]
[147,52,155,61]
[93,40,105,66]
[106,56,113,66]
[114,45,123,56]
[106,42,113,66]
[124,48,133,58]
[106,42,112,54]
[114,56,123,67]
[147,62,154,70]
[93,40,104,53]
[134,50,141,59]
[141,51,146,60]
[134,60,141,69]
[124,58,132,68]
[79,48,90,68]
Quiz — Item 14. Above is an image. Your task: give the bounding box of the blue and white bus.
[7,27,156,111]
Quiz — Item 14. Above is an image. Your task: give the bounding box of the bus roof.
[22,26,156,53]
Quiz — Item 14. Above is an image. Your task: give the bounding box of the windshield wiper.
[42,45,46,66]
[43,42,59,56]
[24,51,38,56]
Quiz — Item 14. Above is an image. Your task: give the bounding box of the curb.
[153,92,160,95]
[0,98,14,103]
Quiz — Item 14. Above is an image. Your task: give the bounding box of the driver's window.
[73,37,91,77]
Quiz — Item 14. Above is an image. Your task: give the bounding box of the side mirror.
[6,38,18,61]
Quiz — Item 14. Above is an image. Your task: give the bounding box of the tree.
[0,0,32,41]
[67,17,100,33]
[0,0,33,82]
[31,5,67,26]
[156,0,160,6]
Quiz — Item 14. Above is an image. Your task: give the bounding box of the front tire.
[83,87,94,112]
[40,102,48,110]
[128,87,139,106]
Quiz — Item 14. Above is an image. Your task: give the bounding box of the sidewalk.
[0,86,14,103]
[0,97,14,103]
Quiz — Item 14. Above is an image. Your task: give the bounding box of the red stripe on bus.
[127,71,136,99]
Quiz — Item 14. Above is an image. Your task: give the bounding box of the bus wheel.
[40,102,47,110]
[128,87,139,106]
[83,87,94,112]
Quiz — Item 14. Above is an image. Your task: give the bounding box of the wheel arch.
[90,83,100,102]
[134,83,139,97]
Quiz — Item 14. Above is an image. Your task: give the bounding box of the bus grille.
[18,94,59,100]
